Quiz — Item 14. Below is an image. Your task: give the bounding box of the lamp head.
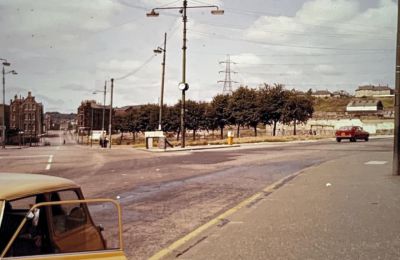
[146,9,159,17]
[153,47,163,54]
[2,62,10,66]
[211,9,224,15]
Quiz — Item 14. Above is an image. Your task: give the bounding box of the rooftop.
[0,173,78,201]
[357,85,392,91]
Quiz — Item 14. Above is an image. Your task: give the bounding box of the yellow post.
[227,131,234,145]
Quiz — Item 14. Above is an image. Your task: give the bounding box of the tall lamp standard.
[108,78,114,149]
[393,0,400,175]
[93,80,107,136]
[154,32,167,131]
[147,0,224,147]
[1,59,17,149]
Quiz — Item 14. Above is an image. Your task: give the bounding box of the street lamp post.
[154,32,167,131]
[1,59,17,149]
[108,78,114,149]
[90,105,94,147]
[393,0,400,176]
[147,0,224,148]
[93,81,107,138]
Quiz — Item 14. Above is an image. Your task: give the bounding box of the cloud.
[231,53,263,67]
[60,83,91,92]
[313,64,341,75]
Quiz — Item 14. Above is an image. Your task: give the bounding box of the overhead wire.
[113,18,180,81]
[190,30,394,52]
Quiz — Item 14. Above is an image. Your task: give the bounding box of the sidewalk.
[156,150,400,259]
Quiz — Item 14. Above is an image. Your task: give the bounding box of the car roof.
[0,173,79,201]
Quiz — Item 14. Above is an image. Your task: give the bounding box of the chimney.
[28,91,32,97]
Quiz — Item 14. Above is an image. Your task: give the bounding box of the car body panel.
[335,126,369,142]
[1,250,126,259]
[0,173,78,201]
[0,174,126,260]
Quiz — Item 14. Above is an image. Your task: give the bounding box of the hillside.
[313,96,394,112]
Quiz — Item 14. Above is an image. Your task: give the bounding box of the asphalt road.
[0,132,392,259]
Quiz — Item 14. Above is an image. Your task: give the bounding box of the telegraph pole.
[102,80,106,134]
[108,78,114,149]
[393,0,400,176]
[155,32,167,131]
[218,54,238,94]
[146,0,223,148]
[181,0,187,148]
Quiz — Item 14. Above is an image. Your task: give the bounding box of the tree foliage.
[112,84,314,139]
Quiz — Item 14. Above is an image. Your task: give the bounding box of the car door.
[1,196,126,260]
[47,190,105,253]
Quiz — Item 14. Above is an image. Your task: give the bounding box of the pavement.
[153,147,400,259]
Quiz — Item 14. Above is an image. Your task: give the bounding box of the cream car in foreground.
[0,173,126,260]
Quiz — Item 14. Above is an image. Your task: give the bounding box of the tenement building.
[0,104,10,143]
[77,100,111,132]
[355,85,393,97]
[9,92,44,139]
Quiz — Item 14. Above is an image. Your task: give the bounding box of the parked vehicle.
[0,173,126,259]
[335,126,369,142]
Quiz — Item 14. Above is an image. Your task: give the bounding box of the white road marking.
[46,155,54,170]
[0,155,51,159]
[365,161,388,165]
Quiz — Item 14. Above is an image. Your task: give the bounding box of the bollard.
[227,131,234,145]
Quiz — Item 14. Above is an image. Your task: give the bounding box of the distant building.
[114,105,141,117]
[355,85,393,97]
[312,90,332,98]
[0,104,10,143]
[346,100,383,113]
[45,112,77,131]
[332,90,350,98]
[9,92,44,139]
[77,100,111,132]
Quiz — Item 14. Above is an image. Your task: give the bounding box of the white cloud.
[232,53,263,67]
[313,64,341,75]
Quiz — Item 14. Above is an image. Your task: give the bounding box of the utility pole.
[218,54,238,94]
[102,80,106,134]
[154,32,167,131]
[90,106,94,147]
[393,0,400,176]
[2,65,5,149]
[108,78,114,149]
[181,0,188,148]
[147,0,223,148]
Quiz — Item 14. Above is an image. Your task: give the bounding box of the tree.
[210,94,230,139]
[282,91,314,135]
[259,83,289,136]
[229,86,260,137]
[164,102,182,141]
[137,104,159,132]
[185,100,207,141]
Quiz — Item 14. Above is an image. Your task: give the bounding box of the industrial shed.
[346,100,383,112]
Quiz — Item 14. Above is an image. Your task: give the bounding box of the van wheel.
[365,137,369,142]
[350,137,356,142]
[336,138,341,142]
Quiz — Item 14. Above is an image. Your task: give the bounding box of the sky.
[0,0,396,113]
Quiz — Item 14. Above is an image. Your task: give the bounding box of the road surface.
[0,132,392,259]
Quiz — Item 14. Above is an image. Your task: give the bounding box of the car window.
[50,190,87,235]
[0,194,49,258]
